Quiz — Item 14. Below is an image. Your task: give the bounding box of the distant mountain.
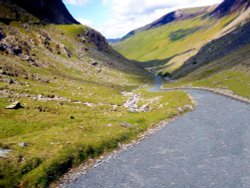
[107,38,121,44]
[118,6,211,42]
[114,0,250,76]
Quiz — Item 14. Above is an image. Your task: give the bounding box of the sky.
[63,0,223,39]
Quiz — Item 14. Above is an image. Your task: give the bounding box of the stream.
[148,76,163,92]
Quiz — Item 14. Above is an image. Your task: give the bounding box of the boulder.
[139,104,150,112]
[91,61,98,66]
[19,142,28,147]
[121,122,135,128]
[5,101,23,109]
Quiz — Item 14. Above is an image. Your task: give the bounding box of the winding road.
[66,81,250,188]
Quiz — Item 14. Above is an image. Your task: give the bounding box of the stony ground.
[65,89,250,188]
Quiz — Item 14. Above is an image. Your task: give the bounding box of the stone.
[121,122,135,128]
[183,105,194,111]
[0,149,11,158]
[128,108,137,113]
[19,142,28,147]
[5,101,23,109]
[118,142,122,148]
[112,105,118,112]
[47,94,55,98]
[12,46,22,56]
[91,61,98,66]
[8,79,14,84]
[139,104,150,112]
[36,106,48,112]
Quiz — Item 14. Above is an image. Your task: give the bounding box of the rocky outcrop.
[9,0,78,24]
[81,28,110,52]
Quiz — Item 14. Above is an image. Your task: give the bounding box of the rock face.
[83,28,110,52]
[211,0,250,17]
[11,0,79,24]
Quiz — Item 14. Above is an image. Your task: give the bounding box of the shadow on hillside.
[172,22,250,79]
[137,48,196,72]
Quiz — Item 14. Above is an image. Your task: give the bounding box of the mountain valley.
[0,0,250,187]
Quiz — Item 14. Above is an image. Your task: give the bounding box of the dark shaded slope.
[211,0,250,17]
[10,0,79,24]
[172,21,250,79]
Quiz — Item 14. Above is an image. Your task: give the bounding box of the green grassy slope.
[0,2,194,188]
[164,45,250,98]
[114,9,239,74]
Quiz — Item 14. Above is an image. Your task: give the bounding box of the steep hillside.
[210,0,250,16]
[158,0,250,98]
[114,0,250,76]
[0,1,194,188]
[164,44,250,98]
[0,0,149,85]
[172,21,250,78]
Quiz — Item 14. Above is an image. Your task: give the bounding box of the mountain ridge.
[114,6,212,43]
[210,0,250,17]
[114,0,249,44]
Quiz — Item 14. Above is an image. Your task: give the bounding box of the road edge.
[162,86,250,105]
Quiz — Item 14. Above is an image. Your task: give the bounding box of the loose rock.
[91,61,98,66]
[5,101,23,109]
[19,142,28,147]
[121,122,135,128]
